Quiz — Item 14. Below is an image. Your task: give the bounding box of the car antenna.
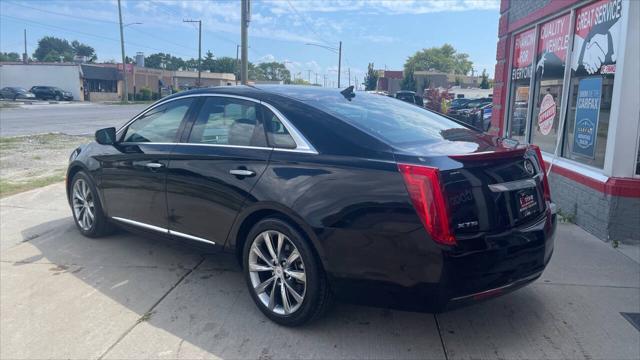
[340,85,355,101]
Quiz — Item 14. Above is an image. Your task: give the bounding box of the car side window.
[263,108,296,149]
[123,98,194,143]
[187,97,267,147]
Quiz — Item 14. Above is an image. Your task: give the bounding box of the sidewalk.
[1,183,638,359]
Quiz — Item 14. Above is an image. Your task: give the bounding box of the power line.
[285,0,333,46]
[4,1,198,53]
[0,14,194,59]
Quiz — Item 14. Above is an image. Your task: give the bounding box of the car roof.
[165,84,350,103]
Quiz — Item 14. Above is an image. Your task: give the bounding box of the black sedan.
[0,87,36,100]
[66,85,556,326]
[30,86,73,101]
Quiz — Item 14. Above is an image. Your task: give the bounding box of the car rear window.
[308,91,467,146]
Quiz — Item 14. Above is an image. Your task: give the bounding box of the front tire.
[70,172,114,237]
[243,218,330,326]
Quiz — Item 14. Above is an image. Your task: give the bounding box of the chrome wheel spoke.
[254,275,276,294]
[268,279,277,310]
[284,280,304,303]
[285,249,300,267]
[276,233,284,260]
[249,263,273,272]
[280,278,291,314]
[263,232,278,263]
[252,245,271,266]
[284,269,306,283]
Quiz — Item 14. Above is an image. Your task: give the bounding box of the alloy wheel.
[248,230,307,315]
[72,178,95,231]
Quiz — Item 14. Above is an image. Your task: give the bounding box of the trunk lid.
[394,129,547,235]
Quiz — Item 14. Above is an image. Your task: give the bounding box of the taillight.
[530,145,551,202]
[397,163,456,246]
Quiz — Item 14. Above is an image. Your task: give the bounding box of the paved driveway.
[0,103,148,137]
[1,183,639,359]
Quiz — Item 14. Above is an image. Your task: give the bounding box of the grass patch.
[0,173,65,198]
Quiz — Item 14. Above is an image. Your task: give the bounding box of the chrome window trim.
[111,216,216,245]
[112,141,317,154]
[116,93,318,155]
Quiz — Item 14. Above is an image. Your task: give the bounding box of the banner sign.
[512,28,536,80]
[571,0,623,75]
[572,77,602,158]
[538,13,571,62]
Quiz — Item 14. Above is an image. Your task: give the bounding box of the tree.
[290,78,311,85]
[404,44,473,75]
[364,63,378,91]
[401,69,416,91]
[71,40,96,62]
[33,36,73,62]
[144,53,185,70]
[255,62,291,82]
[479,69,491,89]
[0,52,21,62]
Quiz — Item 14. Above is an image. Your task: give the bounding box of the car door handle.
[145,162,164,169]
[229,169,255,177]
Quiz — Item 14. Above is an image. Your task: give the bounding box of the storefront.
[490,0,639,243]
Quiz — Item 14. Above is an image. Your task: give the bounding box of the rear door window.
[311,91,467,146]
[262,108,296,149]
[187,97,267,147]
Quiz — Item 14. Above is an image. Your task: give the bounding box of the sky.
[0,0,500,86]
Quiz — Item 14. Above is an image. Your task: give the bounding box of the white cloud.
[361,34,396,43]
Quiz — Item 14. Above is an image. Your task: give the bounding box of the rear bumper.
[330,207,556,312]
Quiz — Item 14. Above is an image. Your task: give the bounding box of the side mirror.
[95,127,117,145]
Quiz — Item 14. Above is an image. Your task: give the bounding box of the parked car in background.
[30,86,73,101]
[449,97,492,118]
[67,85,555,326]
[461,103,493,131]
[0,87,36,101]
[395,90,423,106]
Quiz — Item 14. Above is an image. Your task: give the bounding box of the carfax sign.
[572,77,602,158]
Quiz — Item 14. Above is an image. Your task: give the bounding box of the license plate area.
[515,187,539,221]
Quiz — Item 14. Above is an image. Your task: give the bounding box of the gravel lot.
[0,133,91,197]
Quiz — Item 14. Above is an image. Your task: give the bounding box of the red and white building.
[490,0,639,243]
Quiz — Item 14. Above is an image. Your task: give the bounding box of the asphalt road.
[0,103,149,137]
[1,183,639,359]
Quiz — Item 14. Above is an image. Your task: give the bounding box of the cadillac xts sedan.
[66,85,556,326]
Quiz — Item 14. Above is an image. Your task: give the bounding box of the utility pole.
[235,44,240,85]
[307,69,311,83]
[348,68,351,87]
[183,19,202,87]
[240,0,250,85]
[323,74,327,87]
[337,41,342,88]
[355,76,358,90]
[23,29,27,64]
[315,72,318,85]
[117,0,128,103]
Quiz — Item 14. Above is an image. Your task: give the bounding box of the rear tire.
[243,218,331,326]
[55,94,62,101]
[70,171,115,237]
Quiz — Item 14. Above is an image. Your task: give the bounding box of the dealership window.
[530,14,571,155]
[507,28,536,143]
[562,0,623,168]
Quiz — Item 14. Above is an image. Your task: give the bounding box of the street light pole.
[117,0,128,103]
[183,19,202,87]
[305,41,343,87]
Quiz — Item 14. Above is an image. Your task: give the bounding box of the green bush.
[139,87,152,101]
